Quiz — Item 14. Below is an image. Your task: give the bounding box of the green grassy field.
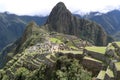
[59,50,83,54]
[106,67,114,77]
[115,62,120,71]
[97,70,106,79]
[85,46,106,54]
[50,38,63,44]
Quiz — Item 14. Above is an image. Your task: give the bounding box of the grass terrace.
[50,38,63,44]
[115,62,120,71]
[97,70,106,80]
[106,67,114,78]
[85,46,106,54]
[83,56,102,63]
[59,50,83,54]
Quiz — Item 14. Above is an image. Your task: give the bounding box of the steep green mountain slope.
[45,2,108,46]
[1,21,119,80]
[0,20,92,67]
[0,13,25,51]
[85,10,120,40]
[1,21,120,79]
[0,21,92,80]
[0,12,47,51]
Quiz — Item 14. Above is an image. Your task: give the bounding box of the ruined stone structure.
[83,42,120,80]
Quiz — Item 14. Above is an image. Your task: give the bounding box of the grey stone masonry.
[83,49,106,62]
[82,56,103,75]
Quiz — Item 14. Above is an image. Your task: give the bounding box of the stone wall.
[82,58,103,75]
[84,49,106,62]
[56,52,84,60]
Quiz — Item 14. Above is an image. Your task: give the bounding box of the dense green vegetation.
[15,56,92,80]
[0,56,92,80]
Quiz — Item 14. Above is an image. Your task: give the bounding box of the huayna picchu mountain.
[0,2,117,80]
[45,2,108,46]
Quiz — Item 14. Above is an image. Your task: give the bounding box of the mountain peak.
[46,2,71,25]
[45,2,108,46]
[55,2,66,9]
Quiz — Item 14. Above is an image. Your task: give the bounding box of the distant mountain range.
[0,7,120,52]
[0,12,47,51]
[84,10,120,40]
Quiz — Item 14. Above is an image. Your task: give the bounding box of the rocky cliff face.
[45,2,108,46]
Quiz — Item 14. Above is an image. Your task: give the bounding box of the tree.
[15,67,29,80]
[55,56,92,80]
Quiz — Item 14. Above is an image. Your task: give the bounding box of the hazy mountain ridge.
[0,12,47,51]
[85,10,120,36]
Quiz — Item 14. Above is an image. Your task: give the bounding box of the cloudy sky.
[0,0,120,16]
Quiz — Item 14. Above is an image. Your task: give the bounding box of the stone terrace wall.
[84,49,106,62]
[82,58,103,75]
[56,52,84,60]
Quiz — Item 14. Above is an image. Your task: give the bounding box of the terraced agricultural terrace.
[84,42,120,80]
[0,22,119,80]
[1,31,120,80]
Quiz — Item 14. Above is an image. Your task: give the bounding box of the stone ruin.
[25,40,120,80]
[55,42,120,80]
[83,42,120,80]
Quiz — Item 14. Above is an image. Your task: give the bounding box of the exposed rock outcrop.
[45,2,107,46]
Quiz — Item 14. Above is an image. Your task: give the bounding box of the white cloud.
[0,0,120,16]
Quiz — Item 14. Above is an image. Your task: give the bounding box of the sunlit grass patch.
[97,70,106,79]
[85,46,106,54]
[50,38,63,44]
[83,56,102,63]
[59,50,83,54]
[115,62,120,71]
[106,66,114,77]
